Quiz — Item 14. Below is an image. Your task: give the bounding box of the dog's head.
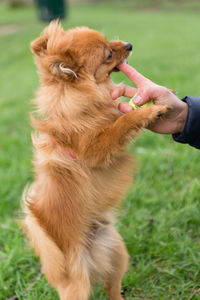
[31,21,132,83]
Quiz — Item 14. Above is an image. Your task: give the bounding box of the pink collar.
[51,140,77,158]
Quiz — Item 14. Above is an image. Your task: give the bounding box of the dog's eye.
[107,51,113,60]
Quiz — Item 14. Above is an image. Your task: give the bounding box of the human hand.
[111,62,188,134]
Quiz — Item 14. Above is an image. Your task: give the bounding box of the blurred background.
[1,1,200,299]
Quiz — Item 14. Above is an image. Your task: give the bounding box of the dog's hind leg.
[103,230,129,300]
[23,215,91,300]
[57,275,90,300]
[89,224,129,300]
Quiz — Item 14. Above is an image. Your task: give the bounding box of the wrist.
[175,102,188,133]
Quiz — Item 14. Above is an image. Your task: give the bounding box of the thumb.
[131,89,150,106]
[130,86,160,106]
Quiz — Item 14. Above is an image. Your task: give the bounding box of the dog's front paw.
[130,104,170,129]
[144,104,170,124]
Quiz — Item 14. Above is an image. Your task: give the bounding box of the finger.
[131,86,166,106]
[130,88,153,106]
[118,102,133,113]
[111,84,137,100]
[117,62,152,88]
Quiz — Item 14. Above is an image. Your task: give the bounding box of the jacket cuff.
[172,96,200,149]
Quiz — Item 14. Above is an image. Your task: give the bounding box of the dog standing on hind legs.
[22,21,168,300]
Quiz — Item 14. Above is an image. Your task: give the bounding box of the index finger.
[117,62,152,88]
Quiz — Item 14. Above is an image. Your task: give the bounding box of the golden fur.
[22,21,168,300]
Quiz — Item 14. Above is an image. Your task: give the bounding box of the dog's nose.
[125,43,132,51]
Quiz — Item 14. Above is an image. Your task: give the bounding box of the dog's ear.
[31,36,48,56]
[31,20,64,56]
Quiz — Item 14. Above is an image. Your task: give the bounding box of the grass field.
[1,1,200,299]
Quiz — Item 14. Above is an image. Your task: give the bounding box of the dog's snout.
[125,43,132,52]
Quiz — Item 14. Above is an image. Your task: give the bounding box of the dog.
[22,21,168,300]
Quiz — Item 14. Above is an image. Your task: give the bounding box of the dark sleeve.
[172,96,200,149]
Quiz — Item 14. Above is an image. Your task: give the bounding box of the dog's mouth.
[113,59,129,72]
[112,49,132,72]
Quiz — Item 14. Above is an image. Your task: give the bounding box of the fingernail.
[133,95,142,105]
[111,90,117,99]
[126,105,133,112]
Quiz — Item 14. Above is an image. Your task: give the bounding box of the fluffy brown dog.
[22,21,168,300]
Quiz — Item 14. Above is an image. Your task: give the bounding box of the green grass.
[1,2,200,299]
